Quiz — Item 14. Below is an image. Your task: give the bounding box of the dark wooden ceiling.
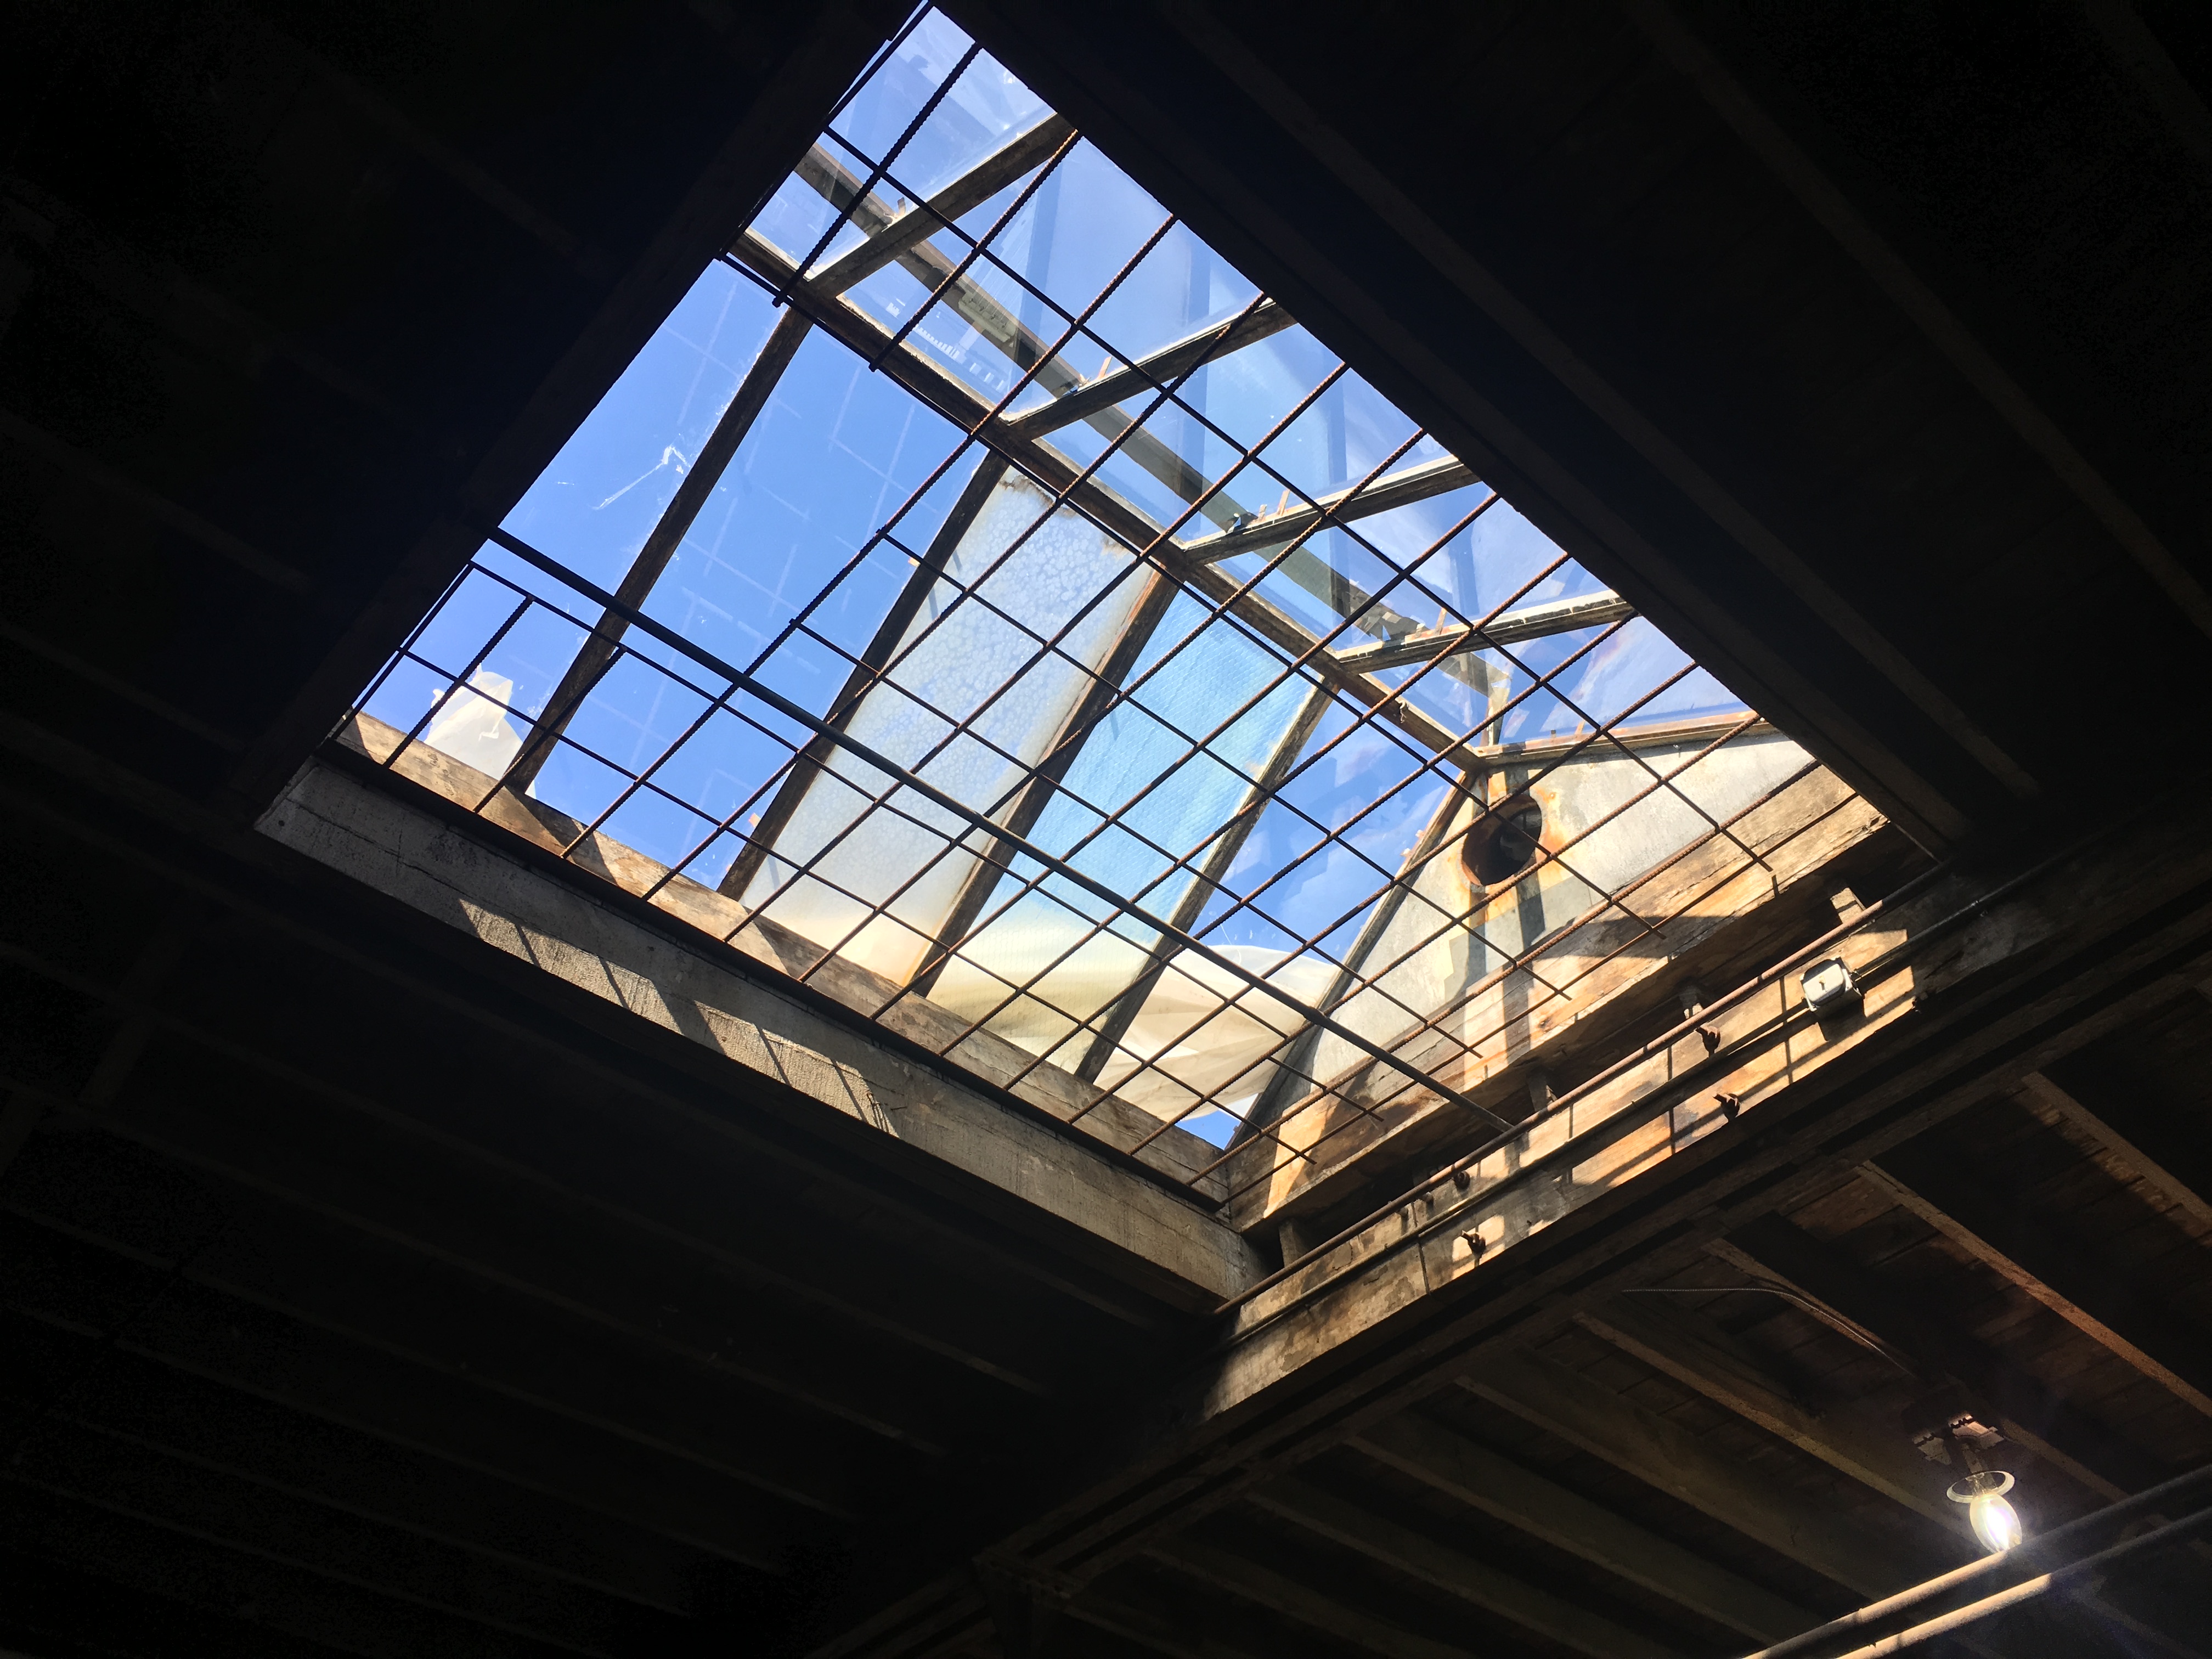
[5,3,2212,1658]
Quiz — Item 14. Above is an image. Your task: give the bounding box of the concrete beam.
[259,748,1260,1308]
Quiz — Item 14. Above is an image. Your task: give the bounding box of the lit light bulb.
[1967,1490,2023,1554]
[1947,1469,2023,1555]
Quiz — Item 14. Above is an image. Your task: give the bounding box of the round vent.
[1466,794,1545,888]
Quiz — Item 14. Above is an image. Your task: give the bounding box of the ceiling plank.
[1460,1348,1932,1597]
[1144,1538,1470,1659]
[1717,1214,2174,1504]
[1860,1154,2212,1420]
[1573,1295,1966,1528]
[2015,1070,2212,1232]
[0,1311,701,1616]
[5,1414,667,1658]
[1351,1413,1816,1644]
[1250,1475,1684,1659]
[0,1218,794,1570]
[0,1169,868,1521]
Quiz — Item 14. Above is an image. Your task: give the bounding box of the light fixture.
[1904,1384,2027,1556]
[1949,1469,2024,1554]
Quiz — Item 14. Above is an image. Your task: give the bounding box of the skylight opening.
[347,9,1815,1202]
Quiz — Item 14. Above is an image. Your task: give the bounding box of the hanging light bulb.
[1948,1469,2023,1554]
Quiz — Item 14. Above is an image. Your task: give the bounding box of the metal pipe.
[1753,1471,2212,1659]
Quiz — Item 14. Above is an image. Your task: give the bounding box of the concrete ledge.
[259,754,1261,1306]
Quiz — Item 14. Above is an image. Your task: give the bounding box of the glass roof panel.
[349,7,1818,1201]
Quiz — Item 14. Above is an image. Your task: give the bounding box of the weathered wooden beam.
[1330,590,1636,674]
[1210,783,2212,1413]
[1144,1538,1469,1659]
[1351,1413,1816,1643]
[1573,1295,1965,1528]
[1,1193,862,1521]
[1859,1152,2212,1420]
[0,1311,700,1616]
[1250,1474,1684,1659]
[1718,1215,2174,1503]
[2016,1069,2212,1232]
[268,741,1259,1297]
[803,115,1079,296]
[998,303,1299,443]
[1222,763,1881,1232]
[5,1412,676,1657]
[0,1217,797,1570]
[1459,1350,1932,1596]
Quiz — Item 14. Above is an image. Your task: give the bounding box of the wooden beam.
[1250,1475,1684,1659]
[804,115,1079,296]
[1460,1349,1928,1596]
[1144,1539,1469,1659]
[0,1218,796,1570]
[2,1159,868,1520]
[28,1113,980,1461]
[1718,1214,2175,1504]
[1225,761,1880,1231]
[1212,783,2212,1410]
[0,1311,699,1616]
[1861,1152,2212,1420]
[5,1413,676,1657]
[2016,1069,2212,1232]
[1573,1295,1966,1528]
[1351,1413,1815,1643]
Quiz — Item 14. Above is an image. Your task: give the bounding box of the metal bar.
[729,225,1201,948]
[483,526,1517,1136]
[1333,591,1635,674]
[1803,1503,2212,1658]
[998,302,1297,442]
[1741,1464,2212,1659]
[1075,680,1332,1084]
[501,306,812,794]
[805,115,1077,297]
[786,41,978,286]
[716,455,1012,902]
[904,566,1184,998]
[1182,456,1477,563]
[732,229,1473,760]
[1234,771,1473,1141]
[871,127,1081,366]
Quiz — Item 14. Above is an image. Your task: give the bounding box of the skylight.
[348,9,1815,1204]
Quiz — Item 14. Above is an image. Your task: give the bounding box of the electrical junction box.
[1801,956,1861,1018]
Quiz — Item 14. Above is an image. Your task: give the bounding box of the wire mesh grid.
[348,8,1822,1209]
